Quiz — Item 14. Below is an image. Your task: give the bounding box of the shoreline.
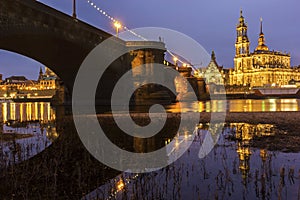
[96,111,300,152]
[97,111,300,127]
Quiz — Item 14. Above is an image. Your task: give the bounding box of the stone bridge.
[0,0,166,104]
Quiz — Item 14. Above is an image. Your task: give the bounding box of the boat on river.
[252,85,300,98]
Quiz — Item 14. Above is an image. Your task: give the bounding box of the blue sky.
[0,0,299,80]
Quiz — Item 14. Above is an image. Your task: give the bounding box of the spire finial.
[240,8,243,17]
[211,50,216,61]
[260,17,263,34]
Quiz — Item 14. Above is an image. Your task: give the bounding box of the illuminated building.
[5,76,28,84]
[203,51,226,85]
[1,76,38,91]
[229,10,300,87]
[0,67,59,91]
[0,67,64,103]
[38,67,58,90]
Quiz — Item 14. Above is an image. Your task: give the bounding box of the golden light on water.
[40,102,44,121]
[3,103,7,122]
[34,102,38,120]
[20,103,23,122]
[26,103,32,121]
[116,179,125,191]
[166,99,300,113]
[0,102,55,122]
[10,103,16,120]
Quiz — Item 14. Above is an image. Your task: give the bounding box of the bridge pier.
[128,41,176,105]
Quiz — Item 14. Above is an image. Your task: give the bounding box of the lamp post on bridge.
[114,21,122,38]
[72,0,77,19]
[173,57,178,66]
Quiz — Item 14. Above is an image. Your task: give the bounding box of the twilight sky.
[0,0,300,80]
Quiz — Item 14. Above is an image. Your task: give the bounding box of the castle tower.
[38,67,43,81]
[255,18,269,51]
[235,9,250,57]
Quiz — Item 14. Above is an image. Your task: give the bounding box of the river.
[0,99,299,199]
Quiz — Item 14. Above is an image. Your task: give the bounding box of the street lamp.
[114,21,122,37]
[173,57,178,66]
[72,0,77,19]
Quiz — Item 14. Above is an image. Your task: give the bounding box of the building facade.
[203,51,225,85]
[229,10,300,87]
[38,67,58,90]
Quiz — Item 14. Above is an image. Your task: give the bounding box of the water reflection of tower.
[133,137,157,153]
[235,123,252,184]
[237,142,251,184]
[260,149,267,163]
[259,149,268,199]
[235,124,253,142]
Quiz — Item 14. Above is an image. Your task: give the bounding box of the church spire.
[260,17,263,34]
[255,17,269,51]
[238,8,245,25]
[211,50,216,61]
[38,66,43,81]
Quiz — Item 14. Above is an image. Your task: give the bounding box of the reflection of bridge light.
[116,179,124,191]
[198,102,204,112]
[211,100,217,112]
[205,101,210,112]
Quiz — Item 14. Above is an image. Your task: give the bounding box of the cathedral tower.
[235,9,250,57]
[230,10,295,87]
[255,18,269,51]
[38,67,43,81]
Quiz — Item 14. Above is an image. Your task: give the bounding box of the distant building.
[229,10,300,87]
[203,51,226,85]
[0,67,60,91]
[0,66,64,104]
[5,76,27,84]
[38,67,58,89]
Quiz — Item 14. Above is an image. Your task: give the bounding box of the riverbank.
[99,111,300,127]
[97,111,300,152]
[0,133,33,141]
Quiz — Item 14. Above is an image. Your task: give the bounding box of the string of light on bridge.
[86,0,147,41]
[86,0,193,68]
